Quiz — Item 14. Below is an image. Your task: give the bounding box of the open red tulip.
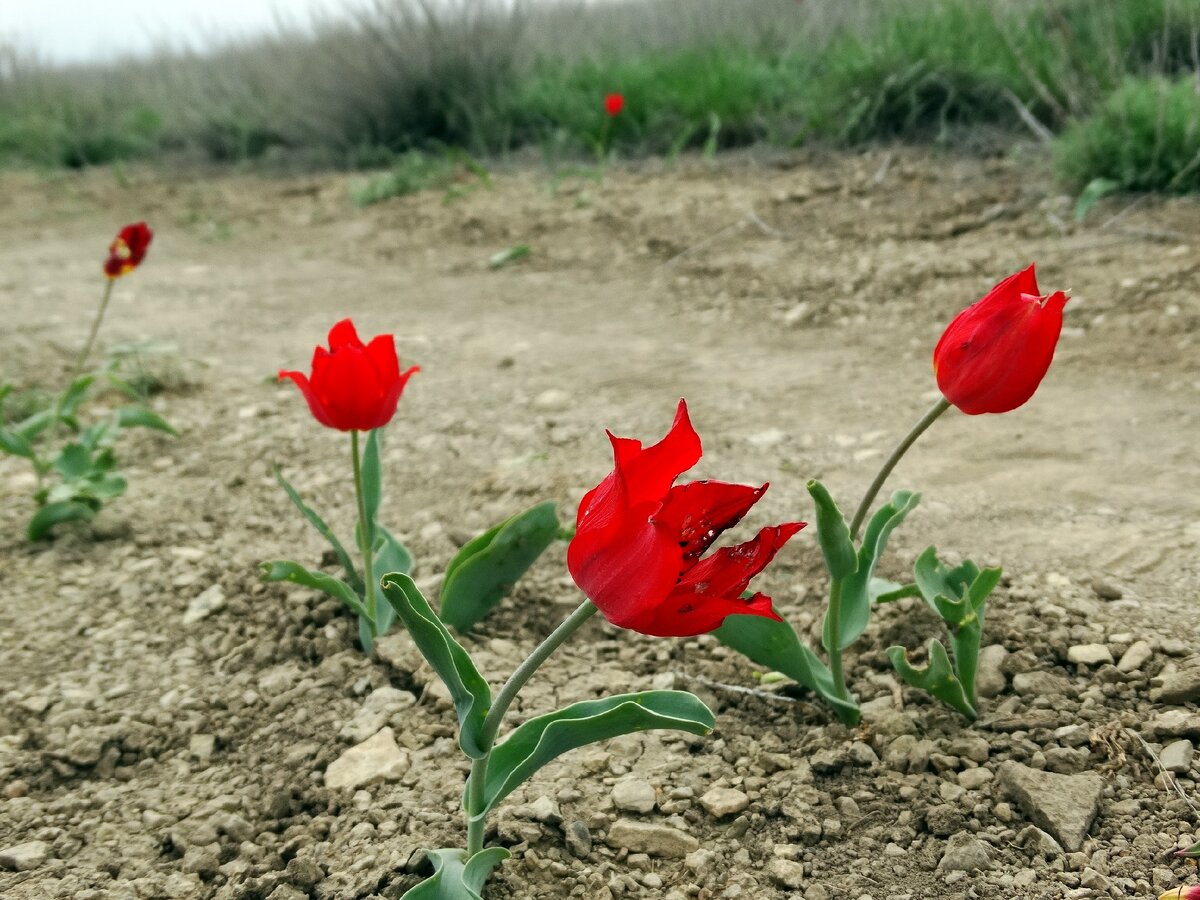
[103,222,153,278]
[279,318,419,432]
[934,264,1068,415]
[568,400,804,637]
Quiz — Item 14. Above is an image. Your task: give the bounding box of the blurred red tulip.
[103,222,153,278]
[604,93,625,117]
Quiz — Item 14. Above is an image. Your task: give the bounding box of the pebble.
[1160,739,1194,774]
[1117,640,1153,673]
[612,779,657,814]
[183,584,226,624]
[768,858,806,889]
[323,727,410,790]
[1153,655,1200,704]
[338,687,416,743]
[1067,644,1114,666]
[699,787,750,818]
[564,820,592,858]
[975,645,1008,698]
[998,761,1104,852]
[606,820,699,858]
[0,840,49,872]
[958,767,994,790]
[512,796,561,824]
[938,833,993,872]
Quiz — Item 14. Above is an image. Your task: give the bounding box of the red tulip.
[604,93,625,117]
[568,400,804,637]
[1159,889,1200,900]
[933,265,1068,415]
[103,222,153,278]
[279,319,419,432]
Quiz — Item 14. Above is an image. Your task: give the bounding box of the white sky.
[0,0,379,64]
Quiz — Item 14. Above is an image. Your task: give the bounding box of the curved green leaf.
[0,427,34,459]
[57,375,95,419]
[806,480,857,580]
[913,545,977,617]
[362,428,383,532]
[440,501,560,632]
[871,577,921,604]
[825,490,920,653]
[28,501,96,541]
[14,409,55,443]
[273,465,361,591]
[400,848,511,900]
[380,573,492,758]
[115,406,179,436]
[715,614,859,725]
[372,524,413,636]
[473,691,714,814]
[55,444,92,479]
[261,560,368,619]
[887,640,976,720]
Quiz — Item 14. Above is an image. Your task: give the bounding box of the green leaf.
[115,406,179,436]
[887,640,976,720]
[400,848,511,900]
[380,573,492,758]
[273,465,362,592]
[57,375,95,419]
[372,523,414,637]
[806,480,857,580]
[825,490,920,653]
[14,410,54,443]
[871,578,921,604]
[472,691,714,815]
[487,245,531,270]
[28,501,96,541]
[260,560,369,619]
[715,614,859,725]
[0,427,34,459]
[361,428,382,532]
[913,546,976,617]
[1074,177,1120,223]
[54,444,93,479]
[439,501,560,633]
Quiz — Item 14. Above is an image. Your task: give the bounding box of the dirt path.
[1,148,1199,899]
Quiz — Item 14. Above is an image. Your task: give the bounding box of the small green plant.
[350,150,491,207]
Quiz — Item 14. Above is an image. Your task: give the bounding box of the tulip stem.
[350,429,377,639]
[848,397,951,540]
[826,580,851,705]
[73,279,115,379]
[466,599,598,856]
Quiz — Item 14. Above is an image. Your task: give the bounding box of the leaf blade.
[260,560,369,619]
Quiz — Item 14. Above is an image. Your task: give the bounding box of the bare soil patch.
[1,146,1199,899]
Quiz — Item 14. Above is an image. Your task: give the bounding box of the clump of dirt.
[1,146,1198,899]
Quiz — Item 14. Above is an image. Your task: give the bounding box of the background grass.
[2,0,1199,192]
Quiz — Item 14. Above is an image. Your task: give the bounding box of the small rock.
[699,787,750,818]
[1153,656,1200,704]
[324,727,410,791]
[768,858,806,889]
[564,820,592,858]
[183,584,225,624]
[975,645,1008,698]
[0,841,49,872]
[339,687,416,743]
[1015,825,1064,858]
[606,820,698,858]
[1160,740,1194,774]
[938,833,993,872]
[612,780,656,814]
[1067,644,1113,666]
[189,734,216,762]
[1117,640,1153,673]
[1091,580,1123,601]
[958,768,994,790]
[532,388,571,411]
[998,761,1103,852]
[1012,671,1070,697]
[512,796,561,824]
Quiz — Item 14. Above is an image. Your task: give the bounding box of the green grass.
[1056,77,1200,193]
[1,0,1200,195]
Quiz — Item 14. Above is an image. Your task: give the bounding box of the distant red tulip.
[103,222,153,278]
[604,93,625,117]
[279,319,419,432]
[568,400,804,637]
[933,265,1068,415]
[1158,889,1200,900]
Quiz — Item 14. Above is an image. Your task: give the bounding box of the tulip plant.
[0,222,177,540]
[378,400,800,898]
[717,265,1068,724]
[265,319,562,653]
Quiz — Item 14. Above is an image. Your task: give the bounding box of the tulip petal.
[567,520,684,631]
[652,480,766,562]
[279,369,336,429]
[676,522,805,601]
[328,318,364,350]
[623,591,781,638]
[613,400,702,511]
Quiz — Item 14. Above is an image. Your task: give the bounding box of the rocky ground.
[1,145,1199,899]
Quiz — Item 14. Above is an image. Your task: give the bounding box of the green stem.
[826,580,850,703]
[848,397,951,540]
[350,430,377,636]
[466,599,598,855]
[73,279,115,379]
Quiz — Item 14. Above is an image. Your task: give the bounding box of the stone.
[1068,644,1114,666]
[1012,671,1070,697]
[938,833,993,872]
[324,727,410,790]
[998,761,1104,852]
[564,820,592,857]
[606,820,699,858]
[0,841,49,872]
[699,787,750,818]
[339,687,416,743]
[1153,656,1200,704]
[958,767,994,790]
[1160,740,1194,774]
[374,631,426,675]
[768,858,806,889]
[1150,710,1200,739]
[975,645,1008,698]
[612,780,657,814]
[183,584,225,624]
[511,796,561,824]
[1117,640,1153,673]
[1015,825,1064,858]
[188,734,216,762]
[1091,580,1123,601]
